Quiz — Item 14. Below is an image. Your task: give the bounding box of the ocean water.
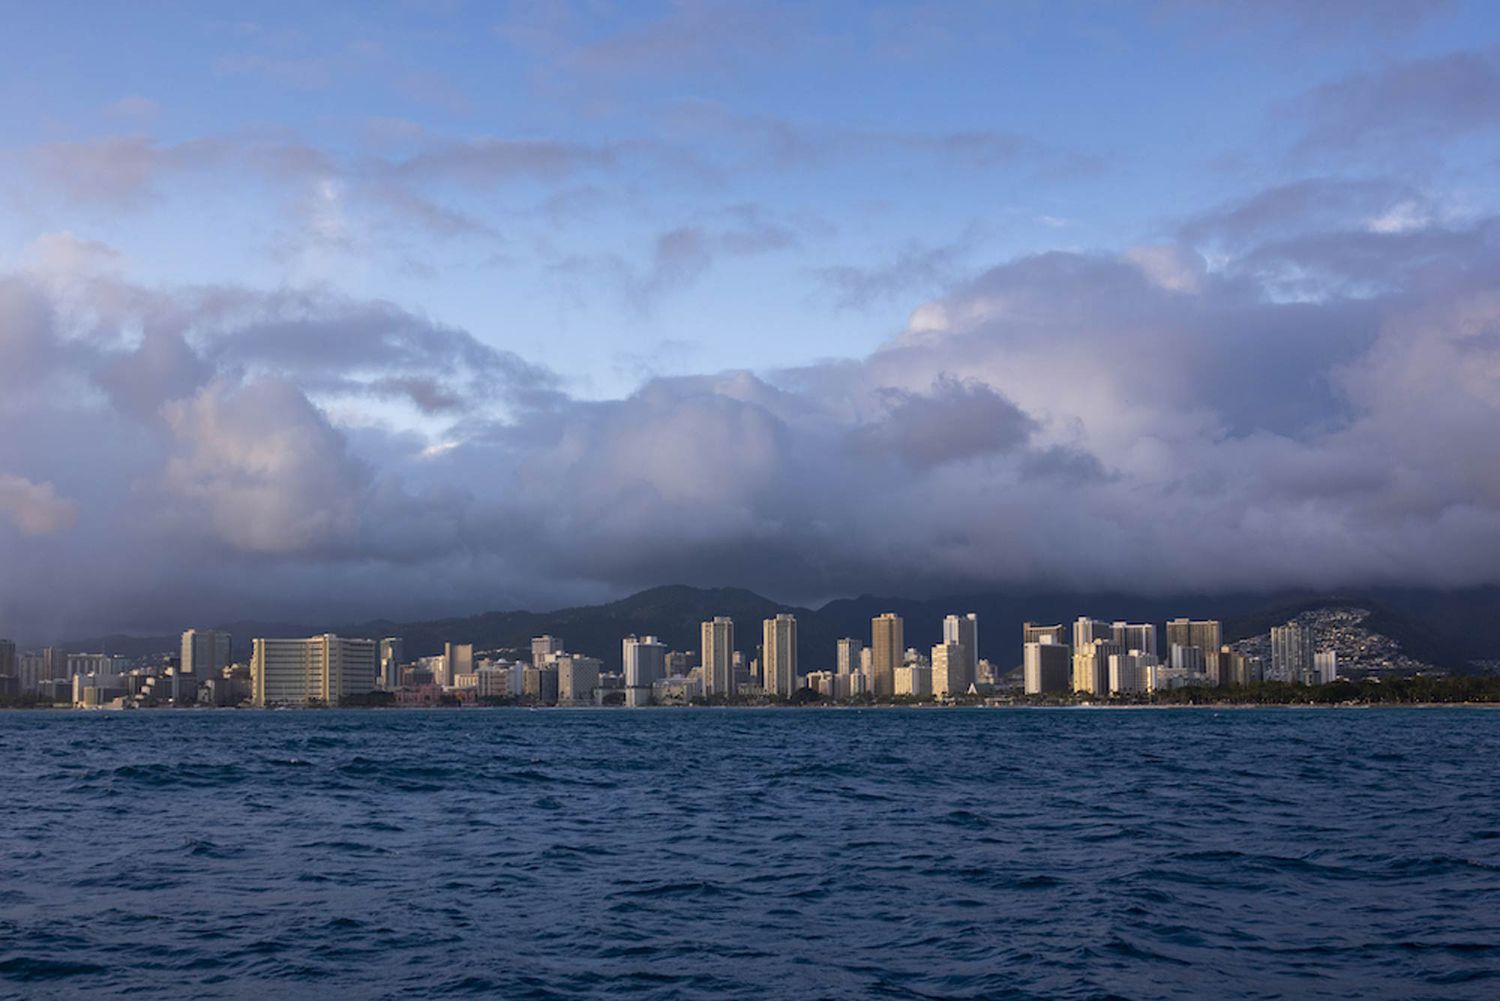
[0,708,1496,1000]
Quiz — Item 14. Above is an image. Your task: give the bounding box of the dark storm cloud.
[6,175,1500,639]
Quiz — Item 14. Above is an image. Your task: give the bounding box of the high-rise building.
[1111,622,1157,659]
[622,635,666,707]
[1170,643,1206,673]
[894,664,932,697]
[42,647,65,681]
[17,651,44,693]
[1167,619,1222,678]
[1108,651,1157,695]
[556,654,601,705]
[250,635,377,707]
[0,639,15,683]
[942,613,978,688]
[1024,639,1071,694]
[835,638,863,677]
[1073,617,1112,650]
[181,629,232,677]
[1072,639,1121,696]
[438,642,473,688]
[1313,650,1338,686]
[701,617,735,697]
[531,635,564,665]
[1219,646,1262,687]
[1023,622,1068,650]
[1270,622,1313,683]
[379,637,404,690]
[870,613,904,699]
[931,642,972,698]
[762,614,797,697]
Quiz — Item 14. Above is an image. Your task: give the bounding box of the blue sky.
[3,1,1500,637]
[6,1,1495,394]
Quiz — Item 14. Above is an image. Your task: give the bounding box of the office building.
[931,641,971,698]
[1111,622,1157,659]
[251,635,377,707]
[836,638,863,677]
[180,629,232,677]
[0,639,14,684]
[762,614,798,697]
[1024,638,1071,694]
[701,617,735,697]
[870,613,904,699]
[623,634,667,707]
[943,613,979,688]
[1270,622,1314,683]
[1072,639,1121,696]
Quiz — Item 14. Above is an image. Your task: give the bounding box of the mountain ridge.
[49,584,1496,674]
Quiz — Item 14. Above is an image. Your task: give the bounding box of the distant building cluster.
[1020,615,1336,697]
[0,607,1352,709]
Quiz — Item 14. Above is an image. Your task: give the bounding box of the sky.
[3,0,1500,641]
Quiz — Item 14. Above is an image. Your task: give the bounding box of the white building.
[1108,651,1158,695]
[251,635,377,707]
[623,635,667,707]
[836,637,863,676]
[1314,650,1338,685]
[894,664,932,698]
[931,641,970,698]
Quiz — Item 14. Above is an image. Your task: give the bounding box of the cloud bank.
[4,171,1500,641]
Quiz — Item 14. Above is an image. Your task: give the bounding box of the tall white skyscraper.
[180,629,231,676]
[942,613,978,686]
[701,617,735,697]
[762,613,797,697]
[623,634,666,707]
[251,635,377,707]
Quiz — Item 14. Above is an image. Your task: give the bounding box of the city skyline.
[4,4,1500,640]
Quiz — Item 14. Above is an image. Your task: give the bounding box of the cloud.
[0,475,78,535]
[1284,47,1500,156]
[5,171,1500,639]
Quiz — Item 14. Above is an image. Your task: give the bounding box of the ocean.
[0,707,1495,1000]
